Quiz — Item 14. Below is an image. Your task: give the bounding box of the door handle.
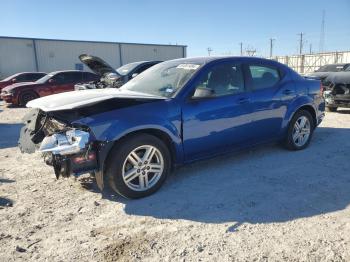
[238,97,250,104]
[283,89,294,95]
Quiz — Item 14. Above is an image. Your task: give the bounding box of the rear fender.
[281,96,315,131]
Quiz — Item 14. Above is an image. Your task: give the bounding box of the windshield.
[316,64,345,72]
[35,74,53,84]
[116,62,143,76]
[2,73,20,82]
[120,61,202,97]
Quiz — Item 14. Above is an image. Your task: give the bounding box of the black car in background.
[75,54,161,90]
[323,66,350,112]
[308,63,350,83]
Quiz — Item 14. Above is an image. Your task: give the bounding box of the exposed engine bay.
[18,108,98,180]
[75,72,125,90]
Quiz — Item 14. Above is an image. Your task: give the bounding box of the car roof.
[14,72,46,75]
[169,56,277,65]
[48,70,91,75]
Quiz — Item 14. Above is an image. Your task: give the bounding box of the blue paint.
[73,57,325,166]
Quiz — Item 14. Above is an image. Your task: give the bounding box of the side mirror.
[192,87,213,99]
[131,73,138,78]
[48,79,55,84]
[12,78,17,83]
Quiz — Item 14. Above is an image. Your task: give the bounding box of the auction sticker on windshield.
[176,64,200,70]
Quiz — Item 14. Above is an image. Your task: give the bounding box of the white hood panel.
[26,88,165,112]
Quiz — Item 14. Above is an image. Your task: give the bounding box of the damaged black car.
[323,68,350,112]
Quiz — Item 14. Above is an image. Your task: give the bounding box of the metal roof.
[0,36,187,48]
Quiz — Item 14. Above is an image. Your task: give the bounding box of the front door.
[182,61,253,161]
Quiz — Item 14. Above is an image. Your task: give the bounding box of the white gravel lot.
[0,102,350,261]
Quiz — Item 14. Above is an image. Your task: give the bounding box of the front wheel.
[19,91,38,106]
[285,110,314,151]
[106,134,171,199]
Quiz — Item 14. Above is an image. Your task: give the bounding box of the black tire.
[19,91,38,106]
[284,110,314,151]
[106,134,171,199]
[325,106,337,112]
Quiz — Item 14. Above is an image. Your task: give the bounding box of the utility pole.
[298,33,304,55]
[246,47,256,57]
[319,10,325,53]
[207,47,213,56]
[309,43,312,54]
[239,42,243,55]
[269,38,275,58]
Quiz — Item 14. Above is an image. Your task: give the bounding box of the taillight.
[320,82,324,95]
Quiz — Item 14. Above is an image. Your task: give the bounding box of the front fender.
[73,100,183,164]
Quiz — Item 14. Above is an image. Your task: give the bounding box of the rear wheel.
[106,134,171,199]
[325,106,337,112]
[19,91,38,106]
[285,110,314,150]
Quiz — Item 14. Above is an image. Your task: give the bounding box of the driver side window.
[193,63,245,98]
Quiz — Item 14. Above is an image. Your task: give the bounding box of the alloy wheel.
[122,145,164,191]
[292,116,311,147]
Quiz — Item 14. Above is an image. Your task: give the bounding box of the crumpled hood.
[26,88,166,112]
[325,72,350,85]
[2,82,37,92]
[79,54,121,77]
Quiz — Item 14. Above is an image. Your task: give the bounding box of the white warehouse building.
[0,36,187,78]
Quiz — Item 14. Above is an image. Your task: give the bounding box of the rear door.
[182,61,254,161]
[246,63,296,142]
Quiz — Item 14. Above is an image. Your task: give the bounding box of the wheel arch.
[103,127,181,172]
[18,89,39,105]
[283,95,318,130]
[295,105,317,128]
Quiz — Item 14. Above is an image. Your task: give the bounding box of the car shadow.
[0,123,23,149]
[115,126,350,225]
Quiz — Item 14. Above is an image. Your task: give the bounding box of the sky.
[1,0,349,57]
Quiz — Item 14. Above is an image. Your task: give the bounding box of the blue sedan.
[20,56,325,199]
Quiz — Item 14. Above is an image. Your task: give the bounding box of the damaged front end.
[323,82,350,108]
[19,109,99,182]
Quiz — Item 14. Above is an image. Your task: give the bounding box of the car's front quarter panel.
[72,99,184,164]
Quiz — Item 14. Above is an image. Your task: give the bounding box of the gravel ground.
[0,102,350,261]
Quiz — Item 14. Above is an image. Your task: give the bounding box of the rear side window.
[249,65,280,90]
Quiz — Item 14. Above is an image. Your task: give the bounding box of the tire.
[19,91,38,106]
[325,106,337,112]
[285,110,314,151]
[106,134,171,199]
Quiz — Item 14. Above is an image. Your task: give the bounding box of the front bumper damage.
[18,109,109,190]
[323,84,350,108]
